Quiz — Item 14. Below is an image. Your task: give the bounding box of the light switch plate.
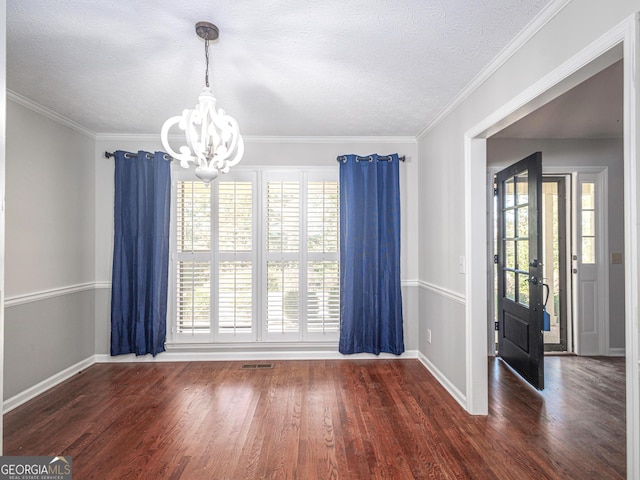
[611,252,623,264]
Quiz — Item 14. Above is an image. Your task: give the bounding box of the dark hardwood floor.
[4,356,625,479]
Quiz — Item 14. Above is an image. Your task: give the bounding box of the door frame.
[464,13,639,478]
[487,167,610,356]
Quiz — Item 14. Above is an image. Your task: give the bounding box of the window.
[170,168,339,344]
[580,182,596,264]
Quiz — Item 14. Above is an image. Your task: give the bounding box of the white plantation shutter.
[307,181,339,253]
[176,260,211,333]
[219,182,253,252]
[266,179,301,335]
[307,180,340,335]
[218,261,252,333]
[218,180,254,335]
[267,181,300,252]
[267,260,300,333]
[176,181,211,252]
[175,180,212,333]
[171,169,338,343]
[307,260,339,333]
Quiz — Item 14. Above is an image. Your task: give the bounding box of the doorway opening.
[492,173,572,357]
[465,17,638,475]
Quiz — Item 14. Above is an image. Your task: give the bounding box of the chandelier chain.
[204,38,210,88]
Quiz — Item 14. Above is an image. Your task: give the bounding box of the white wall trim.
[418,280,466,305]
[623,12,640,479]
[94,281,112,289]
[95,349,420,363]
[3,356,96,414]
[96,132,418,145]
[5,282,97,307]
[244,136,418,145]
[416,0,571,139]
[7,90,96,139]
[417,352,467,410]
[465,137,490,415]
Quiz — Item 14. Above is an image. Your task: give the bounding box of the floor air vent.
[241,363,274,369]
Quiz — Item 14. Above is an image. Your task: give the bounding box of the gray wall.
[487,138,625,350]
[4,100,95,400]
[4,290,95,399]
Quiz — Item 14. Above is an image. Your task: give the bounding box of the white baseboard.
[417,352,467,410]
[608,348,626,357]
[96,349,420,363]
[3,356,97,414]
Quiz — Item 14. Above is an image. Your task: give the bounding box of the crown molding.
[7,90,97,139]
[95,133,417,144]
[416,0,572,140]
[243,135,417,144]
[95,133,162,142]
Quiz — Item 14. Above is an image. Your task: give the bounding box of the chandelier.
[161,22,244,185]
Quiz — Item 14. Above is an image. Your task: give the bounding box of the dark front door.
[496,152,544,390]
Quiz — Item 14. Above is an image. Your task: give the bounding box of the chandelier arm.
[210,113,242,162]
[161,115,193,167]
[186,108,206,168]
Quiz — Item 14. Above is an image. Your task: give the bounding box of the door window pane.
[505,177,515,208]
[505,210,515,238]
[581,181,596,264]
[505,271,516,301]
[505,241,515,269]
[582,237,595,264]
[582,183,595,209]
[582,211,595,237]
[517,207,528,238]
[517,240,529,271]
[518,274,529,307]
[516,172,528,205]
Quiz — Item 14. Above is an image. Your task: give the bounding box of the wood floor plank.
[3,357,626,479]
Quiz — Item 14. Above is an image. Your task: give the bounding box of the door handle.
[528,276,539,285]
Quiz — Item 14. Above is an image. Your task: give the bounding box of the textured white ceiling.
[7,0,554,137]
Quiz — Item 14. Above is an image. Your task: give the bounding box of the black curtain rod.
[336,155,406,163]
[104,151,172,161]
